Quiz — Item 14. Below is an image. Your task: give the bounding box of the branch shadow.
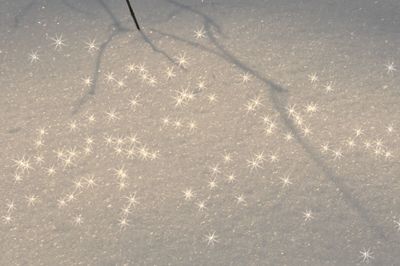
[71,0,129,114]
[154,0,394,243]
[12,0,37,30]
[146,8,182,25]
[71,30,123,115]
[137,31,177,66]
[165,0,223,36]
[71,0,178,114]
[61,0,96,17]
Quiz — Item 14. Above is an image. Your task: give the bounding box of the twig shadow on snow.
[12,0,37,31]
[155,0,392,243]
[137,31,177,65]
[61,0,96,17]
[165,0,224,36]
[71,0,129,115]
[71,0,178,114]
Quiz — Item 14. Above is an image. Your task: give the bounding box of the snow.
[1,0,400,264]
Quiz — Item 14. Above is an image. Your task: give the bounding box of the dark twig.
[125,0,141,31]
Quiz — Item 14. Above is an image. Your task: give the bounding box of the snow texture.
[1,0,400,265]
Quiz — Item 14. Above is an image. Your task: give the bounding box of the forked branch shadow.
[71,0,177,114]
[155,0,393,244]
[71,0,130,114]
[137,31,177,65]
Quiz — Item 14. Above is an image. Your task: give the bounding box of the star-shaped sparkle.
[50,34,67,50]
[176,53,189,68]
[303,209,314,221]
[385,62,396,74]
[183,188,195,200]
[85,39,99,53]
[359,248,374,263]
[28,50,40,63]
[205,231,219,246]
[194,27,206,39]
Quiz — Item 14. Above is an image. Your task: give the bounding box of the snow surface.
[1,0,400,265]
